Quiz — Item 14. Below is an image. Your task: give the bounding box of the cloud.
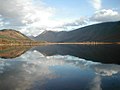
[90,9,120,22]
[90,0,102,10]
[47,17,88,32]
[0,15,4,27]
[0,0,55,36]
[0,0,88,36]
[0,21,3,27]
[52,9,120,31]
[63,17,88,27]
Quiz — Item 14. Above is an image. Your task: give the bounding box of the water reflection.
[0,45,120,90]
[0,46,31,59]
[32,45,120,64]
[0,45,120,64]
[0,51,60,90]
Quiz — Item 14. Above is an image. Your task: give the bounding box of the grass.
[0,35,16,40]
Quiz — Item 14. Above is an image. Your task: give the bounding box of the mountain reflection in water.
[0,46,32,59]
[0,45,120,90]
[32,45,120,64]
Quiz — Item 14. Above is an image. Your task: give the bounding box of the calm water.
[0,45,120,90]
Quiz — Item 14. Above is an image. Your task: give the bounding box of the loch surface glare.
[0,45,120,90]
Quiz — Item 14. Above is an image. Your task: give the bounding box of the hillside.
[0,29,32,45]
[34,21,120,42]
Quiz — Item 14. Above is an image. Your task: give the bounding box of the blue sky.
[42,0,94,18]
[0,0,120,36]
[42,0,120,18]
[103,0,120,9]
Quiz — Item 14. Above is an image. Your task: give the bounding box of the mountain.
[0,29,32,44]
[34,21,120,42]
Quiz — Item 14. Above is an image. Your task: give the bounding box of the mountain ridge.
[34,21,120,42]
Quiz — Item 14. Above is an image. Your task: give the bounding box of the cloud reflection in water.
[0,50,120,90]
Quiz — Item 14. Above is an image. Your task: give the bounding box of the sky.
[0,0,120,36]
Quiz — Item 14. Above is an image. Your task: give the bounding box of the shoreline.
[0,42,120,46]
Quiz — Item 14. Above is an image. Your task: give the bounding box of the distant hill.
[0,29,32,44]
[34,21,120,42]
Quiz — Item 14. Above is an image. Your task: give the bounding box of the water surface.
[0,45,120,90]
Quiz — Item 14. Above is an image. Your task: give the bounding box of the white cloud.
[63,17,88,27]
[0,0,89,36]
[90,9,120,22]
[0,15,3,27]
[90,0,102,10]
[45,17,88,32]
[0,20,3,27]
[0,0,55,36]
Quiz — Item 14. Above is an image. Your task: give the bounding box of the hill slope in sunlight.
[0,29,32,44]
